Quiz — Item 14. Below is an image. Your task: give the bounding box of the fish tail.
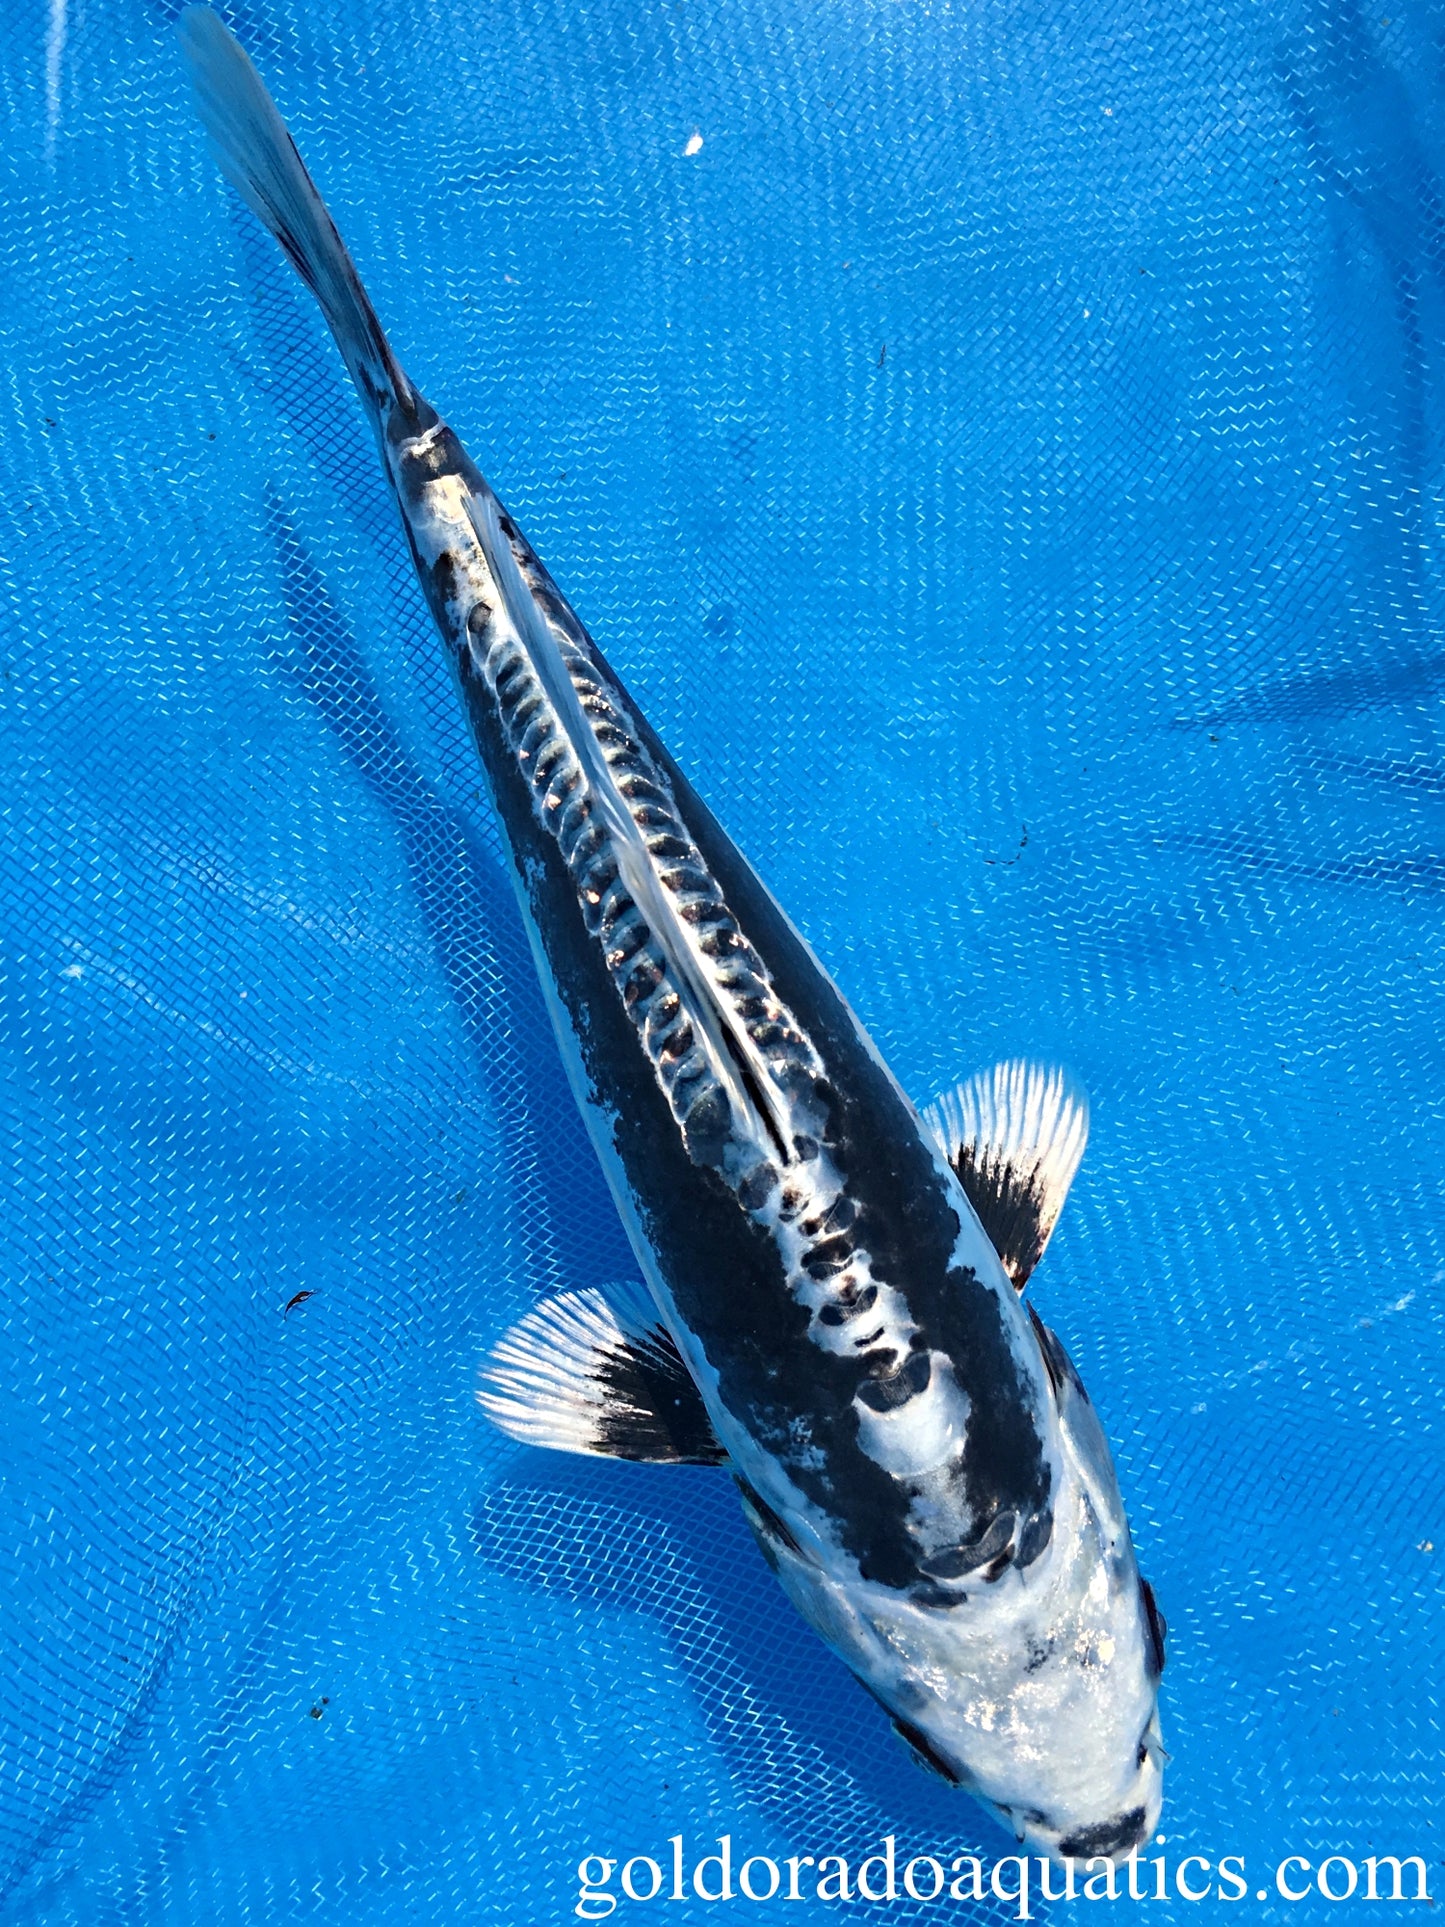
[178,5,415,429]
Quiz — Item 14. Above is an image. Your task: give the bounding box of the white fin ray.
[477,1282,726,1465]
[922,1059,1089,1290]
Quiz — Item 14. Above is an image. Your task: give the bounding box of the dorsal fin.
[922,1059,1089,1290]
[477,1281,726,1465]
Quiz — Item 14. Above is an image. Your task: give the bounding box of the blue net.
[2,0,1441,1918]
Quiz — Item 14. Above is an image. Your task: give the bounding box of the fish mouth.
[1056,1806,1151,1861]
[1000,1783,1159,1868]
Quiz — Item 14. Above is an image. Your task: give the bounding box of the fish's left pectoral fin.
[922,1058,1089,1290]
[477,1282,727,1466]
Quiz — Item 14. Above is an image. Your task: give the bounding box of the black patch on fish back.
[910,1581,970,1609]
[1015,1506,1053,1568]
[856,1347,932,1411]
[389,413,469,487]
[921,1494,1055,1584]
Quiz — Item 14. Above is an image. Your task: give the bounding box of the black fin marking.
[922,1059,1089,1290]
[477,1282,726,1465]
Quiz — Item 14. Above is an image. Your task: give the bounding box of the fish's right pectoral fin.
[477,1282,727,1466]
[922,1057,1089,1290]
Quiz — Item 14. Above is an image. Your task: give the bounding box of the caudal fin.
[178,5,414,426]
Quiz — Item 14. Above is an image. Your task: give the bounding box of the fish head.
[879,1508,1166,1867]
[771,1303,1167,1869]
[874,1343,1169,1867]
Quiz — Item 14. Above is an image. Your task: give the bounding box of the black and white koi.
[180,8,1166,1861]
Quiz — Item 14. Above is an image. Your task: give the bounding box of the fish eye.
[1138,1577,1167,1677]
[889,1714,965,1787]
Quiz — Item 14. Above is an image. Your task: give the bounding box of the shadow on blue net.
[231,206,401,556]
[262,494,633,1300]
[1277,0,1445,500]
[1171,648,1445,729]
[471,1451,1037,1921]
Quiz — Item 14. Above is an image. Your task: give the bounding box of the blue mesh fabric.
[2,0,1442,1918]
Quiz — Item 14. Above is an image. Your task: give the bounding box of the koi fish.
[179,6,1165,1860]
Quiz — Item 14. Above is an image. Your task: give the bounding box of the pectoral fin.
[477,1281,726,1465]
[922,1058,1089,1290]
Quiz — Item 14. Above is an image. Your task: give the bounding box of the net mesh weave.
[2,0,1442,1917]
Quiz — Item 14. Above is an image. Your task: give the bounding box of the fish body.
[180,7,1164,1861]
